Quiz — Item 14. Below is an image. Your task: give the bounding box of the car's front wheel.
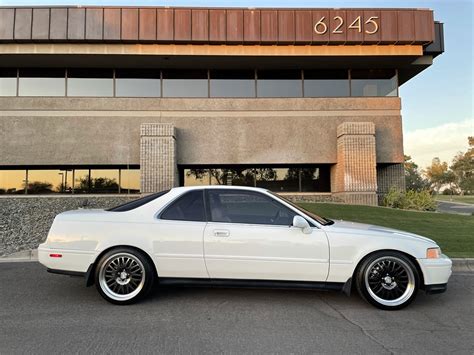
[356,251,419,310]
[95,247,155,305]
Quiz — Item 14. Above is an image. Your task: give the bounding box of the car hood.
[325,220,436,245]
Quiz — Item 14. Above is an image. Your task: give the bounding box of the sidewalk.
[1,249,473,272]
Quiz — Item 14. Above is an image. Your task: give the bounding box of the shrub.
[383,188,436,211]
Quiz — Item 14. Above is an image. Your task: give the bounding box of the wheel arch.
[348,249,425,293]
[86,245,158,287]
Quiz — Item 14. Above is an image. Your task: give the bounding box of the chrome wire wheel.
[98,252,145,302]
[364,256,416,307]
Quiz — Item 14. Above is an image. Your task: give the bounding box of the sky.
[1,0,472,168]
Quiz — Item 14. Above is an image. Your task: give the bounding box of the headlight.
[426,247,441,259]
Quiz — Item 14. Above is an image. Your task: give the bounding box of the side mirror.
[292,215,312,234]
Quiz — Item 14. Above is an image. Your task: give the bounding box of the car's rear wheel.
[95,247,154,305]
[356,251,419,310]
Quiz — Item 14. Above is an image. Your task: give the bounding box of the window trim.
[158,189,208,223]
[204,188,309,227]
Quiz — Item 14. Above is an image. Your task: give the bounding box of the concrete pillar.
[377,163,406,203]
[140,123,177,193]
[332,122,378,205]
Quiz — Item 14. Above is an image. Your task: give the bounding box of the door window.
[160,190,205,222]
[207,190,297,226]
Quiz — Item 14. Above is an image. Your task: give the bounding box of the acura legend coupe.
[38,186,452,310]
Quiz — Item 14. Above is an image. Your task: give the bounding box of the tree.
[23,181,53,194]
[76,176,119,192]
[424,158,455,194]
[186,168,277,186]
[404,155,430,192]
[450,137,474,195]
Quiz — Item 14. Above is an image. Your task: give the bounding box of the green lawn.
[435,195,474,205]
[298,203,474,258]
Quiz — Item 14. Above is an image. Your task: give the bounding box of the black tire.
[355,251,420,310]
[94,247,155,305]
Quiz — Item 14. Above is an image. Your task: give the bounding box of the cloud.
[404,119,473,168]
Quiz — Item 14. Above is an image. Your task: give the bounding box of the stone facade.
[0,195,137,256]
[332,122,378,205]
[140,123,178,193]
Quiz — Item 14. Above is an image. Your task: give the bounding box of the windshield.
[270,192,334,226]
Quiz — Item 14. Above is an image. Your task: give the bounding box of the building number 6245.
[314,16,379,35]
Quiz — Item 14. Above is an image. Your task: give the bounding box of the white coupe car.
[38,186,452,310]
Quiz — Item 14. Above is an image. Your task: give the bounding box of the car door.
[203,189,329,281]
[153,189,209,278]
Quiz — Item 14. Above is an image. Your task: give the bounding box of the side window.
[161,190,205,222]
[208,190,297,226]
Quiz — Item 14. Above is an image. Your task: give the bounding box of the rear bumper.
[38,243,97,273]
[417,254,452,290]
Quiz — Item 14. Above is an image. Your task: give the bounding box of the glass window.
[0,69,17,96]
[120,169,140,193]
[27,170,72,194]
[0,170,26,194]
[73,169,91,193]
[301,167,330,192]
[67,69,113,97]
[115,69,161,97]
[162,70,208,97]
[256,168,299,192]
[18,69,65,97]
[351,69,398,97]
[208,189,297,226]
[304,70,349,97]
[210,70,255,97]
[89,169,120,193]
[257,70,302,97]
[161,190,205,222]
[184,169,211,186]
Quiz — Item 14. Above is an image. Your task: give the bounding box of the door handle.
[213,230,230,237]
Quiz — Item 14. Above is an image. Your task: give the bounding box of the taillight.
[49,253,62,258]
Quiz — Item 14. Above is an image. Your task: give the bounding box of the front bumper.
[417,254,452,291]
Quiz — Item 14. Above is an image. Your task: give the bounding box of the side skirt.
[158,278,345,292]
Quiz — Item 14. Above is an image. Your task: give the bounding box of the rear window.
[107,190,170,212]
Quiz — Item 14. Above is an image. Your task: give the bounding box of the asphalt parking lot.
[0,262,473,354]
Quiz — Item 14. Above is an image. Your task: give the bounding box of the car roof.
[170,185,269,193]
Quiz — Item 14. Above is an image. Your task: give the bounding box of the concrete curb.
[1,250,473,272]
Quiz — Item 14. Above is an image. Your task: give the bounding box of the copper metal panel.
[67,8,85,40]
[14,8,32,40]
[312,10,329,44]
[103,8,121,40]
[226,9,243,43]
[32,8,50,40]
[414,10,434,44]
[379,10,398,43]
[260,10,278,43]
[139,8,156,41]
[278,10,295,44]
[243,9,260,43]
[397,10,415,44]
[192,9,208,41]
[86,8,103,40]
[0,9,15,40]
[209,9,226,43]
[295,10,312,43]
[174,9,191,41]
[363,10,381,43]
[157,8,173,41]
[121,8,139,41]
[329,10,346,43]
[345,10,364,44]
[49,8,67,40]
